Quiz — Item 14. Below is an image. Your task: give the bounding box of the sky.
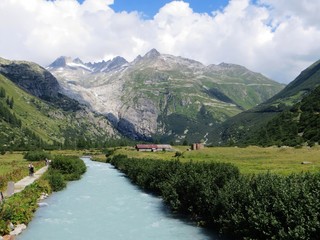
[0,0,320,84]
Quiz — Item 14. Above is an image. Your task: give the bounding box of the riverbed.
[17,158,222,240]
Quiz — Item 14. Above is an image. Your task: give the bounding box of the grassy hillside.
[216,59,320,146]
[124,62,283,143]
[0,74,61,142]
[249,85,320,146]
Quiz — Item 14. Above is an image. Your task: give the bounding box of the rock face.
[0,57,60,100]
[47,49,285,142]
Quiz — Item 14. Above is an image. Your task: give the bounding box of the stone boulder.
[9,224,26,236]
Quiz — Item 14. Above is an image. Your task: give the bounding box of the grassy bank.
[0,154,86,236]
[111,145,320,175]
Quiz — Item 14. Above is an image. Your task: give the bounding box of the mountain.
[0,57,60,99]
[217,59,320,146]
[0,57,119,150]
[47,55,128,73]
[48,49,284,143]
[0,57,80,111]
[251,85,320,146]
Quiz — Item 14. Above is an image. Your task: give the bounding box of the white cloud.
[0,0,319,83]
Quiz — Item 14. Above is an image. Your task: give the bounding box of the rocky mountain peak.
[143,48,161,59]
[48,56,71,68]
[132,55,143,64]
[87,56,128,72]
[218,62,245,69]
[73,57,84,65]
[48,55,128,73]
[111,56,128,65]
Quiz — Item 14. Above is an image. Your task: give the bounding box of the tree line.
[108,155,320,240]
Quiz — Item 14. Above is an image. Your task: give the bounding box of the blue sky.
[1,0,320,83]
[76,0,230,18]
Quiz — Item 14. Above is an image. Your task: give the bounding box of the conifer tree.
[0,87,5,98]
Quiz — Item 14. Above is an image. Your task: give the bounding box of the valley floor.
[111,145,320,175]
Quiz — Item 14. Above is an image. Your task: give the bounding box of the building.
[191,143,204,150]
[135,144,173,152]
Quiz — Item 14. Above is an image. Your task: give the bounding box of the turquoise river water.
[17,158,223,240]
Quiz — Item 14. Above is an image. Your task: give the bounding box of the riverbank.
[108,154,320,240]
[0,155,87,238]
[0,166,49,239]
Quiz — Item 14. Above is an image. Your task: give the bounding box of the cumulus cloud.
[0,0,319,83]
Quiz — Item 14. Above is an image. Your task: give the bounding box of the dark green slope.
[250,85,320,146]
[267,59,320,102]
[215,59,320,146]
[0,57,80,111]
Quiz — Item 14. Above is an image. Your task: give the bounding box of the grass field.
[0,149,89,177]
[0,152,27,175]
[0,152,46,191]
[2,146,319,181]
[111,145,320,175]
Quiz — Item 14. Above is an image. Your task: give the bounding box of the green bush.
[45,155,86,191]
[109,155,239,223]
[0,219,8,235]
[24,150,51,161]
[217,173,320,239]
[50,155,86,181]
[109,155,320,240]
[0,178,51,235]
[46,169,66,191]
[104,148,115,157]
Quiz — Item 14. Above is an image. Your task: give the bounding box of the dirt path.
[3,166,49,197]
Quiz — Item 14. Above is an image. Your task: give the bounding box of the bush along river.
[17,158,221,240]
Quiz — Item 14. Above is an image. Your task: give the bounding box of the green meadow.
[111,145,320,175]
[2,145,320,186]
[0,152,26,176]
[0,152,44,191]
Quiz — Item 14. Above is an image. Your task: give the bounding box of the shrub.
[174,151,183,158]
[0,178,51,235]
[50,155,86,181]
[24,150,51,161]
[46,169,66,191]
[217,173,320,239]
[109,155,239,224]
[0,219,8,235]
[109,155,320,240]
[104,148,115,157]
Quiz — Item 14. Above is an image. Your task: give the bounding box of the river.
[17,157,222,240]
